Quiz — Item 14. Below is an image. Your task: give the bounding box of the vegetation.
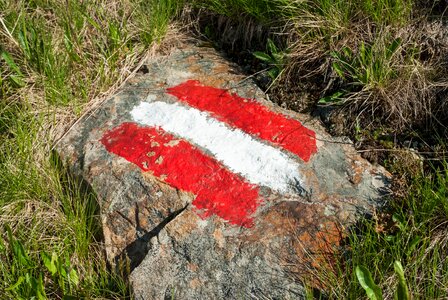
[188,1,448,299]
[191,0,448,134]
[312,166,448,299]
[0,0,182,298]
[1,0,447,299]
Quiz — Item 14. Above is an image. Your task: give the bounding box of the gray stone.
[56,45,390,299]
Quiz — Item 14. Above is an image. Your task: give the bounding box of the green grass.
[317,165,448,299]
[1,0,447,298]
[193,0,445,131]
[191,0,448,299]
[190,0,283,22]
[0,0,181,298]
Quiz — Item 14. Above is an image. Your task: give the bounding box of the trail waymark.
[101,80,319,227]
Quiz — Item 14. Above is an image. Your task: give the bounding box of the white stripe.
[130,101,304,194]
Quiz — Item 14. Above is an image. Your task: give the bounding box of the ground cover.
[187,1,448,299]
[0,0,182,298]
[0,0,447,299]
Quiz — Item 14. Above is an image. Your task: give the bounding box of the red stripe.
[167,80,317,162]
[101,123,261,228]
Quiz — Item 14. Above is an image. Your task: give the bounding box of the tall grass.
[318,165,448,299]
[0,0,181,298]
[190,1,448,299]
[191,0,447,132]
[1,0,447,298]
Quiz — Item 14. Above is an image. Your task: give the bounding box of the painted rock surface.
[56,45,390,299]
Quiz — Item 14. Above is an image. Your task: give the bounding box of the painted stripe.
[167,80,317,162]
[101,123,260,227]
[130,101,304,194]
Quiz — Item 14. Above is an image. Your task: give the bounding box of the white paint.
[131,101,304,194]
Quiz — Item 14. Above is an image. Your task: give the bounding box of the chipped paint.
[101,122,261,227]
[167,80,318,162]
[130,101,305,194]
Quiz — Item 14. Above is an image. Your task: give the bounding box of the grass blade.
[394,261,410,300]
[356,265,383,300]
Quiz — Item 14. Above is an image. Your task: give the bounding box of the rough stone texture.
[56,45,390,299]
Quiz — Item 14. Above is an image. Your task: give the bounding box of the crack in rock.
[114,202,189,271]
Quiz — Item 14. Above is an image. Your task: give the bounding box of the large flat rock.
[57,45,390,299]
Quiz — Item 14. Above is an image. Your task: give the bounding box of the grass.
[189,0,448,299]
[191,0,447,132]
[308,165,448,299]
[0,0,181,298]
[1,0,447,299]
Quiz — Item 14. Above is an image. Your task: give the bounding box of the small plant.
[1,50,25,87]
[355,265,383,300]
[318,91,345,105]
[41,251,80,297]
[331,38,401,89]
[3,225,47,300]
[394,260,410,300]
[253,38,287,81]
[356,260,411,300]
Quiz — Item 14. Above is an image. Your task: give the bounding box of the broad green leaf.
[271,52,284,65]
[253,51,273,63]
[356,265,383,300]
[318,91,344,105]
[386,235,396,242]
[11,239,31,266]
[266,38,278,54]
[332,62,345,79]
[6,276,24,291]
[394,261,410,300]
[69,268,79,286]
[36,274,47,300]
[28,274,47,300]
[41,252,57,275]
[60,265,68,279]
[267,68,279,80]
[9,75,25,87]
[407,236,421,256]
[1,50,23,76]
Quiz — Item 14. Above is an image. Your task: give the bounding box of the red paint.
[101,123,261,228]
[167,80,318,162]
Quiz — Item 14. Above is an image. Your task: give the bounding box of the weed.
[331,37,402,89]
[356,261,411,300]
[253,38,287,81]
[0,50,25,88]
[356,265,383,300]
[318,164,448,299]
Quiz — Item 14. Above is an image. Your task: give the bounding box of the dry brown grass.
[185,1,448,138]
[281,17,448,133]
[0,0,184,297]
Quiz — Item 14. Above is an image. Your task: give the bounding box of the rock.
[56,45,390,299]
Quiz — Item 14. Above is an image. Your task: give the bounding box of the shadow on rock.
[113,202,189,275]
